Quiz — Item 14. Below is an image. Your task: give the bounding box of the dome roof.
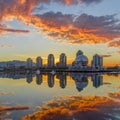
[76,50,83,57]
[36,56,42,61]
[76,54,88,62]
[76,50,88,62]
[71,50,88,67]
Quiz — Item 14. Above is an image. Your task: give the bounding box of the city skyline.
[0,50,104,68]
[0,50,118,70]
[0,0,120,66]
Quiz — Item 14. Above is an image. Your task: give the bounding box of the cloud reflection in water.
[22,94,120,120]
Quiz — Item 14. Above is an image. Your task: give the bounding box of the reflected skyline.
[91,74,103,88]
[0,72,120,120]
[36,74,42,85]
[47,73,55,88]
[56,72,67,89]
[70,73,88,91]
[0,72,105,92]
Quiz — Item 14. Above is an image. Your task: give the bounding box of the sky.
[0,0,120,66]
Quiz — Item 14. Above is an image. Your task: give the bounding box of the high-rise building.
[92,54,103,70]
[48,54,54,68]
[36,56,42,68]
[59,53,67,68]
[26,58,33,69]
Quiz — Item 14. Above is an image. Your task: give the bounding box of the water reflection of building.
[56,72,67,88]
[48,54,55,68]
[0,73,26,79]
[36,56,42,69]
[0,72,26,80]
[26,74,33,83]
[91,74,103,88]
[0,72,105,90]
[36,74,42,85]
[70,73,88,91]
[48,73,54,88]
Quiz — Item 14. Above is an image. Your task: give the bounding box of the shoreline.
[0,69,120,73]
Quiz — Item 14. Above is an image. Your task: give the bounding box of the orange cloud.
[108,39,120,48]
[0,104,29,119]
[0,28,29,34]
[29,12,120,45]
[117,51,120,54]
[27,13,120,45]
[0,0,103,22]
[1,0,120,47]
[103,82,111,85]
[0,91,15,95]
[0,23,29,34]
[22,95,120,120]
[99,55,112,57]
[65,0,71,5]
[106,50,120,55]
[108,92,120,100]
[0,105,29,112]
[0,44,14,48]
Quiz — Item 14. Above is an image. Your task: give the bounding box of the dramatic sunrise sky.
[0,0,120,66]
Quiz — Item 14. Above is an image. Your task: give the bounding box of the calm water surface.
[0,72,120,120]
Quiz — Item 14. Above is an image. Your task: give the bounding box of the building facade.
[36,56,42,68]
[48,54,55,68]
[59,53,67,68]
[92,54,103,70]
[71,50,88,69]
[26,58,33,69]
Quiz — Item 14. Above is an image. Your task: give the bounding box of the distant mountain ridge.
[0,60,27,67]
